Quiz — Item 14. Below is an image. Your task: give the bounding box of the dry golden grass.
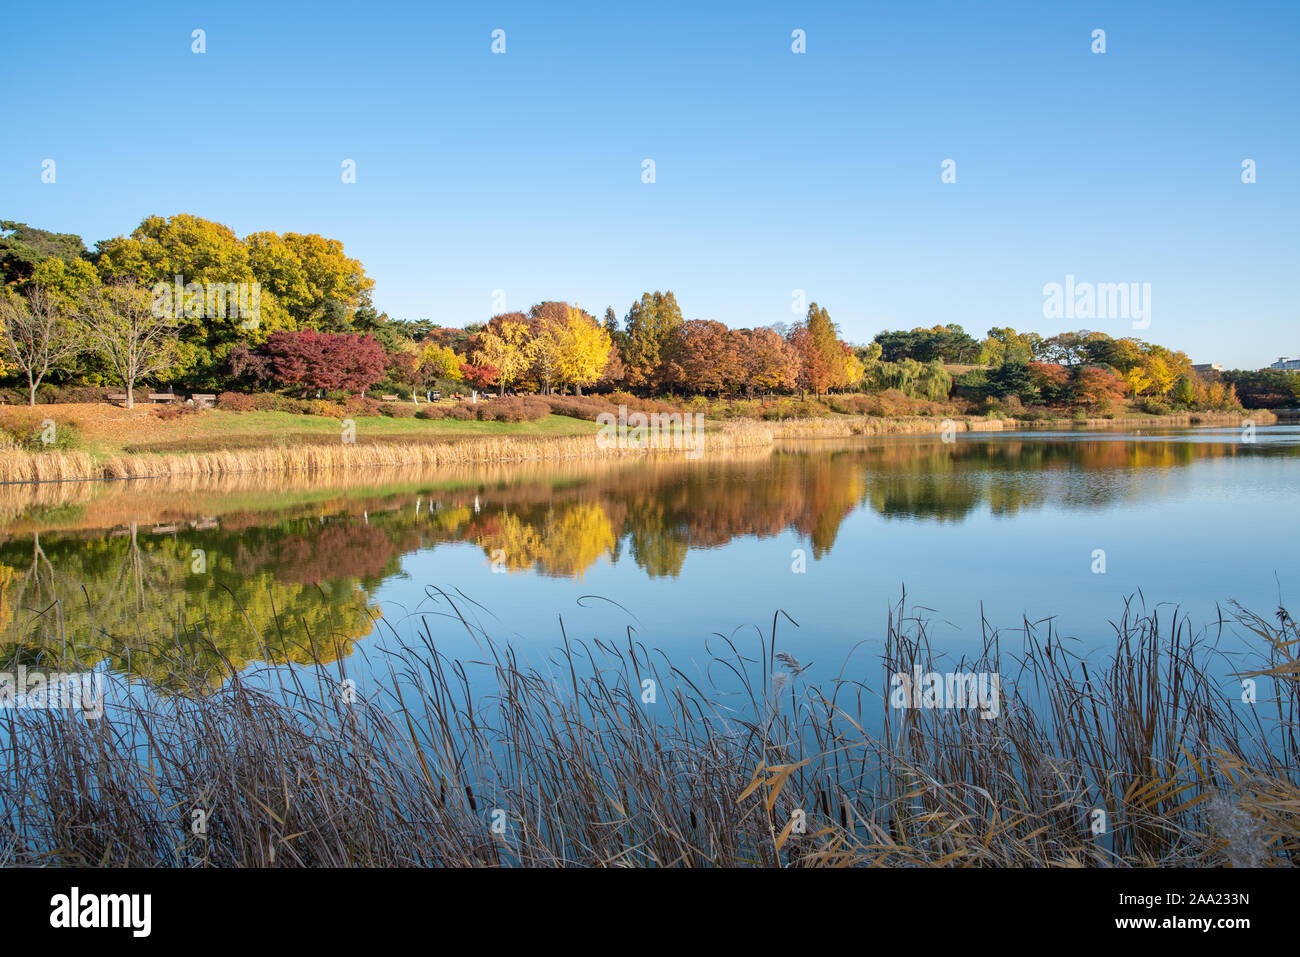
[771,416,1013,438]
[1,592,1295,867]
[0,421,776,484]
[1,403,1273,484]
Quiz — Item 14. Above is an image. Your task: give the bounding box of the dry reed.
[1,591,1295,867]
[0,422,777,485]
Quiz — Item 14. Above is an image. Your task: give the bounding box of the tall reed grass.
[0,423,777,485]
[1,592,1295,867]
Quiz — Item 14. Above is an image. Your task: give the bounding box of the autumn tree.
[1072,365,1126,410]
[94,214,374,388]
[460,362,499,391]
[79,281,182,409]
[787,303,846,396]
[417,342,464,387]
[245,230,374,331]
[786,322,830,397]
[0,285,82,405]
[739,327,799,394]
[525,302,569,394]
[672,319,742,395]
[553,305,612,395]
[264,330,387,395]
[980,327,1042,366]
[596,347,627,390]
[623,291,684,392]
[1027,361,1071,403]
[474,314,536,395]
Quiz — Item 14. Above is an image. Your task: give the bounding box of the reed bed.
[1,592,1295,867]
[0,422,776,485]
[1,410,1275,485]
[771,416,1013,439]
[769,409,1272,440]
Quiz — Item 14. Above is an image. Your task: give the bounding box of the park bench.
[191,393,216,408]
[148,393,176,404]
[381,394,400,402]
[107,393,128,405]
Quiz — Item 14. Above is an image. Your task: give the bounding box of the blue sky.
[2,0,1296,367]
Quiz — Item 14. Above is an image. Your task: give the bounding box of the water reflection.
[2,428,1297,679]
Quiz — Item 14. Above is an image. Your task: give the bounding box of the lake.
[2,425,1297,691]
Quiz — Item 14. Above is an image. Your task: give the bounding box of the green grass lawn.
[119,411,599,454]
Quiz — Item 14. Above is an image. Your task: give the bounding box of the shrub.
[33,384,113,404]
[155,403,202,421]
[1139,397,1173,416]
[217,391,257,411]
[302,399,347,418]
[472,396,550,422]
[343,396,384,418]
[415,407,446,420]
[543,393,682,422]
[380,402,418,418]
[6,421,83,451]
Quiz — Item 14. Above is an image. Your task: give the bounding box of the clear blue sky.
[2,0,1296,368]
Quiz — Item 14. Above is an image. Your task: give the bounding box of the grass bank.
[0,403,1277,484]
[766,409,1275,439]
[0,418,776,483]
[2,593,1295,866]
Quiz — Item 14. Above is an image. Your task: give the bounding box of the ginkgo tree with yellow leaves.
[474,314,538,395]
[553,305,612,395]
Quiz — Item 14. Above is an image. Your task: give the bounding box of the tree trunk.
[125,383,135,410]
[28,378,36,406]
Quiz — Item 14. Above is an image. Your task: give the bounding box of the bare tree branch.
[79,280,180,409]
[0,285,81,405]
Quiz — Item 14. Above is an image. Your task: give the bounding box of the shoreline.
[0,409,1277,485]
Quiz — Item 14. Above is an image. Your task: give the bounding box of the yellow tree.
[417,342,463,387]
[1125,366,1152,397]
[1143,354,1177,396]
[554,305,612,395]
[474,316,536,394]
[528,323,564,394]
[842,348,866,389]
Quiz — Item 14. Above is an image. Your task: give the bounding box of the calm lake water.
[2,425,1297,690]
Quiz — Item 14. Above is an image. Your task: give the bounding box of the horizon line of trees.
[3,215,1295,411]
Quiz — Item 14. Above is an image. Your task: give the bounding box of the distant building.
[1192,363,1223,374]
[1270,357,1300,371]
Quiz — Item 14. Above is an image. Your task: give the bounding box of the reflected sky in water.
[2,425,1297,685]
